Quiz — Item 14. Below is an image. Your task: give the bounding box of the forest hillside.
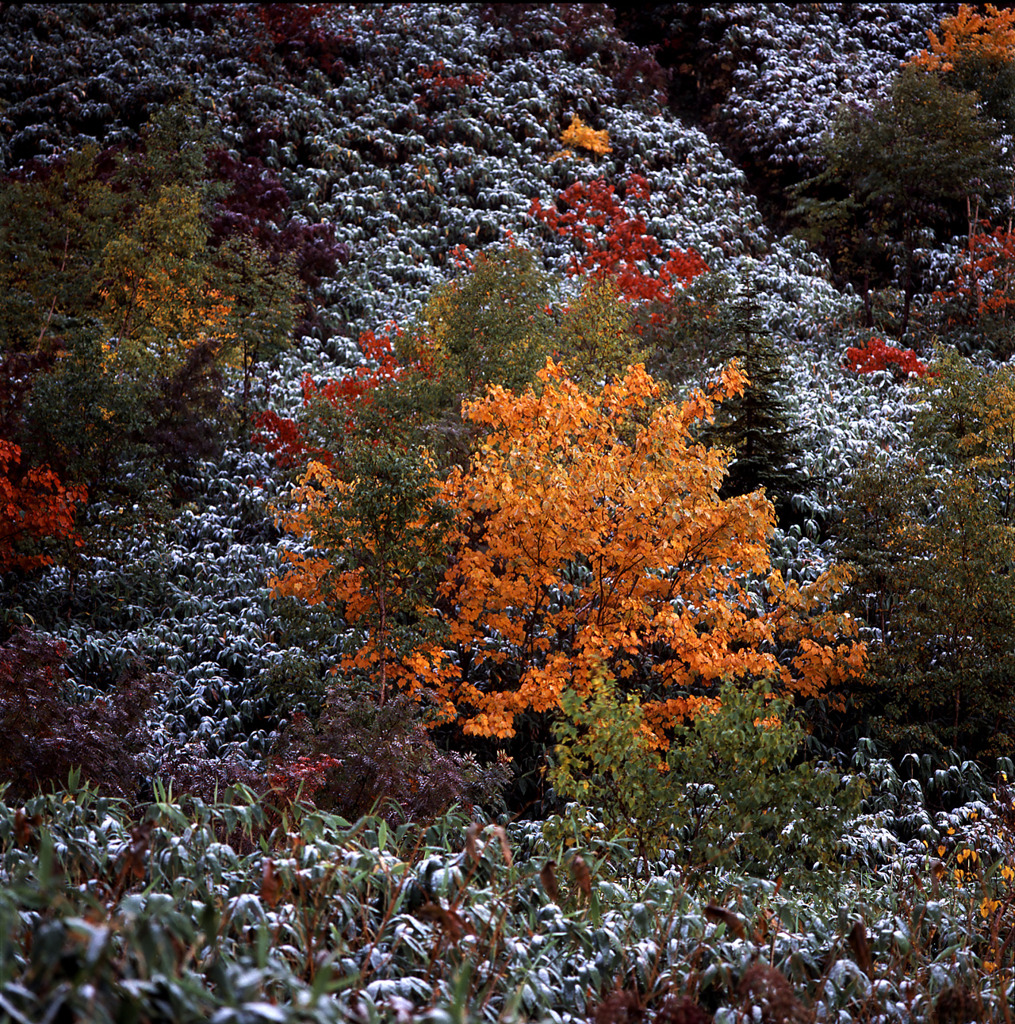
[3,4,1015,1021]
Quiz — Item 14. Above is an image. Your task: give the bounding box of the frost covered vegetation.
[4,3,1015,1021]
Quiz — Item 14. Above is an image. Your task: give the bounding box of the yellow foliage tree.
[435,360,864,739]
[100,183,235,378]
[909,4,1015,72]
[553,276,646,385]
[553,114,612,160]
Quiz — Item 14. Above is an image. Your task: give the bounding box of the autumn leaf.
[559,114,612,157]
[0,439,87,572]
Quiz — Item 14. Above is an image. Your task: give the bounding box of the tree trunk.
[901,256,914,340]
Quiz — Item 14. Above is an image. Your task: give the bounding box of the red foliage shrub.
[255,4,353,80]
[301,327,405,425]
[251,409,319,471]
[845,337,927,378]
[0,439,86,573]
[934,222,1015,323]
[267,754,343,805]
[415,60,486,110]
[270,699,510,823]
[207,149,348,288]
[530,175,708,312]
[251,327,406,468]
[207,149,290,244]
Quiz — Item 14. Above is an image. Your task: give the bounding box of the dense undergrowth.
[3,750,1015,1024]
[4,3,1015,1020]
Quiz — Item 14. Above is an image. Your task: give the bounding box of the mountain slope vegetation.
[3,4,1015,1021]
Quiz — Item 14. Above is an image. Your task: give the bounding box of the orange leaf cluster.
[558,114,613,157]
[0,440,86,572]
[908,4,1015,72]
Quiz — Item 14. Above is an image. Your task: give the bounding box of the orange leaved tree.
[906,4,1015,141]
[0,440,86,573]
[435,360,863,738]
[909,4,1015,75]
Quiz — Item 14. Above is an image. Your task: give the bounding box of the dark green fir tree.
[699,297,805,520]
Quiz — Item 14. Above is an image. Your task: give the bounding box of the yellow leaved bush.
[553,114,612,160]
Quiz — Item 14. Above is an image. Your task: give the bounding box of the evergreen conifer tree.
[698,297,804,519]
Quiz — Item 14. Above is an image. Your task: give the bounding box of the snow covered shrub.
[658,5,943,174]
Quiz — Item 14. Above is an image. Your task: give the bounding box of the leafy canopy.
[271,440,452,708]
[435,359,863,738]
[556,114,612,158]
[839,350,1015,756]
[550,674,858,883]
[908,4,1015,135]
[794,64,1003,334]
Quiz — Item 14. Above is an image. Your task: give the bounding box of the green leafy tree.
[643,270,741,386]
[838,351,1015,755]
[382,243,560,469]
[795,64,1003,335]
[299,244,646,477]
[836,458,924,646]
[550,674,857,883]
[214,235,297,432]
[0,144,119,355]
[552,275,645,386]
[401,243,557,397]
[271,439,453,708]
